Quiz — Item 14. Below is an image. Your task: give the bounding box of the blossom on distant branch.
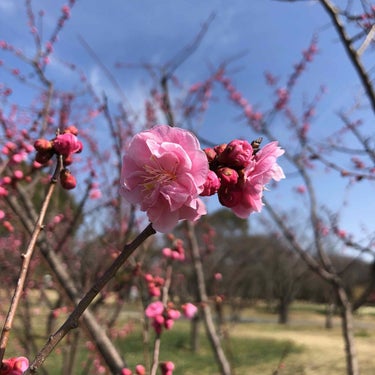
[120,125,208,232]
[181,303,198,319]
[145,301,180,334]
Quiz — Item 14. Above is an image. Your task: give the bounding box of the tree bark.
[186,222,232,375]
[336,285,359,375]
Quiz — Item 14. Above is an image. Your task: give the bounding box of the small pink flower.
[182,303,198,319]
[53,133,82,157]
[121,369,132,375]
[145,301,164,318]
[120,125,208,232]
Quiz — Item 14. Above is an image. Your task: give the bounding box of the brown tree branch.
[319,0,375,115]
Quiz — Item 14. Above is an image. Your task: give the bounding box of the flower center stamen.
[142,160,177,191]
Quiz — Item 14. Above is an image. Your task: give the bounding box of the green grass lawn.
[8,300,375,374]
[115,321,302,375]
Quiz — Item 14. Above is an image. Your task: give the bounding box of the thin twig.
[0,157,63,364]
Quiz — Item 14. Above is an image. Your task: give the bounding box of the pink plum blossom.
[182,303,198,319]
[145,301,164,318]
[120,125,208,232]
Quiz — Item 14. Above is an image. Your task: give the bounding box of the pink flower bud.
[160,361,175,375]
[203,147,217,163]
[145,301,164,318]
[162,247,173,258]
[121,369,132,375]
[135,365,146,375]
[167,309,180,320]
[217,139,253,168]
[34,138,53,152]
[35,150,54,165]
[216,167,239,186]
[213,143,227,157]
[13,170,23,180]
[53,133,81,157]
[214,272,223,281]
[64,125,79,135]
[182,303,198,319]
[60,169,77,190]
[164,318,174,330]
[200,170,221,196]
[218,186,242,208]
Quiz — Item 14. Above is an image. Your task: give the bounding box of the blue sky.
[0,0,374,243]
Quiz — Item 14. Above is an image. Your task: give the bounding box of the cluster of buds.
[34,126,82,190]
[144,273,164,298]
[0,356,29,375]
[201,138,261,206]
[200,136,285,218]
[162,237,185,262]
[145,301,181,335]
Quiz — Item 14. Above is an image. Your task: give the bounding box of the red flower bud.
[213,143,227,157]
[216,167,238,186]
[34,138,53,152]
[60,169,77,190]
[53,133,81,157]
[64,125,79,135]
[218,185,242,208]
[35,150,54,164]
[217,139,253,168]
[203,147,217,163]
[200,170,221,196]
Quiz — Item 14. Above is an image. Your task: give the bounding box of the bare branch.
[319,0,375,115]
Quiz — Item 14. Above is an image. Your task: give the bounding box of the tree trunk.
[336,285,359,375]
[190,314,200,353]
[186,222,232,375]
[277,297,290,324]
[325,302,334,329]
